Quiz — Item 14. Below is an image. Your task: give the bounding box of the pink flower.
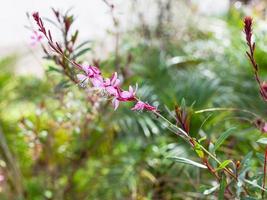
[81,65,101,78]
[112,98,120,110]
[77,74,89,86]
[30,31,43,46]
[105,72,121,96]
[131,101,157,112]
[260,81,267,101]
[90,75,104,88]
[117,85,137,101]
[77,65,104,88]
[111,85,137,110]
[263,123,267,133]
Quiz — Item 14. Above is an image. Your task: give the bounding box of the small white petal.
[112,98,120,110]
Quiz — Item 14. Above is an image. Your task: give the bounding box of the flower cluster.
[31,11,157,112]
[77,65,157,111]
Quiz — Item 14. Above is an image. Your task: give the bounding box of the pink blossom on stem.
[77,65,104,88]
[80,65,101,78]
[131,101,157,112]
[105,72,121,96]
[110,85,138,110]
[77,74,89,87]
[260,81,267,101]
[91,76,104,88]
[263,123,267,133]
[112,98,120,110]
[31,11,158,113]
[30,30,43,46]
[118,85,137,101]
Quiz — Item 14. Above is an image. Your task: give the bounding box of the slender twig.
[244,16,267,102]
[0,126,24,199]
[262,147,267,198]
[195,107,261,119]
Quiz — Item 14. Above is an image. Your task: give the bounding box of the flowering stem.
[244,16,267,102]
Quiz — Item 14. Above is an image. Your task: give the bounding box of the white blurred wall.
[0,0,230,76]
[0,0,230,48]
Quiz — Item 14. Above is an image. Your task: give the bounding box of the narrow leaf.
[214,127,236,151]
[219,175,227,200]
[75,40,91,50]
[168,156,207,169]
[216,160,232,171]
[47,66,63,74]
[257,138,267,145]
[72,48,91,59]
[203,184,219,195]
[243,179,267,192]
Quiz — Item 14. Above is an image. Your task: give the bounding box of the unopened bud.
[236,160,241,169]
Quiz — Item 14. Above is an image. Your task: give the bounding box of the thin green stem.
[195,107,261,119]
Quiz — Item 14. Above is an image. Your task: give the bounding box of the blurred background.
[0,0,267,199]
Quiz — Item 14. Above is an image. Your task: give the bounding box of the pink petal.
[263,123,267,133]
[131,101,156,112]
[37,35,43,41]
[105,78,110,86]
[110,72,117,84]
[77,74,88,82]
[129,86,133,94]
[106,86,118,96]
[91,77,104,87]
[90,66,101,74]
[77,74,89,86]
[120,91,132,99]
[114,79,120,87]
[131,101,145,111]
[112,98,120,110]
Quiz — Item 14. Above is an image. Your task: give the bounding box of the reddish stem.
[262,147,267,198]
[244,17,267,102]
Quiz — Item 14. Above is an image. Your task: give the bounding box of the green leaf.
[216,160,232,171]
[214,127,236,151]
[209,142,215,154]
[203,184,219,195]
[257,138,267,145]
[241,152,253,166]
[194,143,204,159]
[72,48,91,59]
[47,66,63,74]
[75,40,91,50]
[167,56,202,67]
[168,156,207,169]
[240,152,253,172]
[241,197,257,200]
[256,152,265,163]
[219,175,227,200]
[198,136,207,143]
[243,179,267,192]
